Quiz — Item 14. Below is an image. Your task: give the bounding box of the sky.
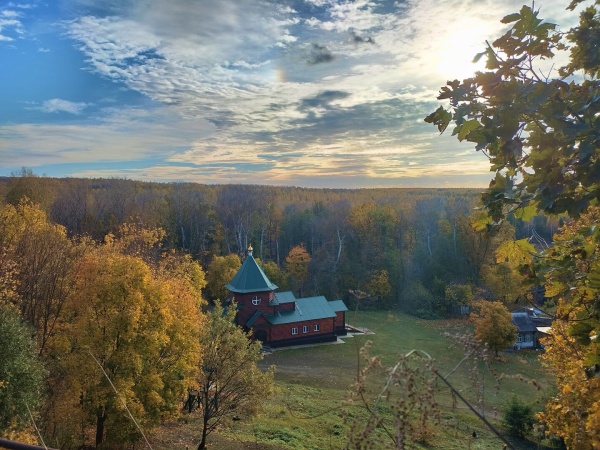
[0,0,583,188]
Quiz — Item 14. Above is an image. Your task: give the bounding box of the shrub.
[502,395,534,438]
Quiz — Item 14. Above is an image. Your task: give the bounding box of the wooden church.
[226,246,347,348]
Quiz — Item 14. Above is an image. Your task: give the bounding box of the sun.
[436,21,489,81]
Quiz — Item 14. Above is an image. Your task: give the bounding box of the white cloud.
[36,99,89,114]
[0,106,216,166]
[2,0,582,187]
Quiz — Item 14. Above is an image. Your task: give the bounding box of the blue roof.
[273,291,297,304]
[264,296,336,325]
[226,253,278,294]
[328,299,348,312]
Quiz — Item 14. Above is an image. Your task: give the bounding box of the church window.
[252,296,261,305]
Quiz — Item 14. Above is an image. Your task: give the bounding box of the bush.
[413,309,442,320]
[502,395,534,438]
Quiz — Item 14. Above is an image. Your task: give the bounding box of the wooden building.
[226,247,347,348]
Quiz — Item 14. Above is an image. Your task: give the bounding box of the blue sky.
[0,0,581,188]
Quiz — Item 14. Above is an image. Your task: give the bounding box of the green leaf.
[457,119,481,141]
[513,203,539,221]
[501,13,521,24]
[424,106,452,133]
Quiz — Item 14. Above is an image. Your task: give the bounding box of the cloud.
[4,0,581,187]
[0,13,23,41]
[306,43,334,64]
[299,90,350,110]
[350,30,374,44]
[36,99,89,114]
[0,105,216,166]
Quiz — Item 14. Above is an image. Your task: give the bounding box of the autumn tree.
[261,260,288,291]
[196,304,275,450]
[48,240,204,448]
[535,207,600,448]
[470,300,517,356]
[427,3,599,446]
[205,254,242,302]
[0,302,45,435]
[5,168,55,212]
[285,244,311,296]
[0,200,80,355]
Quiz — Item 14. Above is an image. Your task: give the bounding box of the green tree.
[470,300,517,356]
[196,304,275,450]
[502,395,535,438]
[425,3,599,222]
[0,302,45,434]
[427,4,599,446]
[444,283,473,315]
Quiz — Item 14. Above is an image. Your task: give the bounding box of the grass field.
[149,311,556,449]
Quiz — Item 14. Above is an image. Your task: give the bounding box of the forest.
[0,174,558,448]
[0,174,559,315]
[1,1,599,448]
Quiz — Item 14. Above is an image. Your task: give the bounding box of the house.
[511,312,537,349]
[515,307,554,348]
[226,246,347,348]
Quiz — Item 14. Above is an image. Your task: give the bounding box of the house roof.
[273,291,297,304]
[328,299,348,312]
[264,296,336,325]
[512,312,537,333]
[226,252,278,294]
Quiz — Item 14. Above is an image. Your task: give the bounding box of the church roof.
[264,296,336,325]
[226,251,278,294]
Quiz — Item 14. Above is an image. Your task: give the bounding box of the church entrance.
[255,330,268,344]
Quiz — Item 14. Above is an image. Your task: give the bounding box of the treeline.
[0,172,559,316]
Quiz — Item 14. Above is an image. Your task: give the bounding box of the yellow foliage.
[470,300,517,355]
[539,319,600,449]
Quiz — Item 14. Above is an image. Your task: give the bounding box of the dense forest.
[0,173,558,316]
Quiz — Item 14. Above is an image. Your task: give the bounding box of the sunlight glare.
[436,21,489,81]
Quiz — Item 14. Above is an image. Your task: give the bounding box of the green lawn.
[149,311,556,449]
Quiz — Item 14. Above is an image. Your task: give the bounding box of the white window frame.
[291,327,298,335]
[313,324,320,332]
[302,325,309,334]
[252,295,261,306]
[517,334,523,343]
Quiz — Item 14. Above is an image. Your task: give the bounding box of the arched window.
[252,296,261,305]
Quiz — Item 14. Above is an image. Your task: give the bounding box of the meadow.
[149,310,555,449]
